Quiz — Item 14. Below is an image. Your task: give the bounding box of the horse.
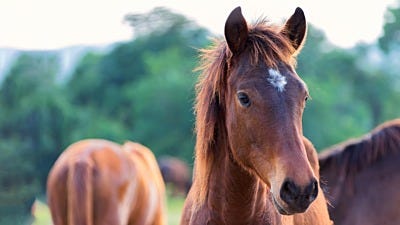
[158,156,192,197]
[180,7,332,225]
[319,118,400,225]
[47,139,166,225]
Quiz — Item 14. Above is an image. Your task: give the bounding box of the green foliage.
[0,53,79,222]
[299,26,399,150]
[124,7,209,48]
[64,7,209,162]
[67,52,103,106]
[0,139,39,224]
[379,1,400,52]
[299,46,372,149]
[129,47,197,160]
[1,53,76,184]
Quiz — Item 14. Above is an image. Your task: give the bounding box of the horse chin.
[272,196,292,215]
[272,195,310,215]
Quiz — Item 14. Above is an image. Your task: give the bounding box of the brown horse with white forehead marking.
[47,139,166,225]
[180,6,332,225]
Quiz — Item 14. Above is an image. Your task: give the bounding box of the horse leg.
[96,208,121,225]
[92,186,123,225]
[47,167,68,225]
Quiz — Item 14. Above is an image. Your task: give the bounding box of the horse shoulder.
[179,192,193,225]
[180,187,215,225]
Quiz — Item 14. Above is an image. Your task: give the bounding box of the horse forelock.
[192,20,298,206]
[320,119,400,188]
[247,20,297,67]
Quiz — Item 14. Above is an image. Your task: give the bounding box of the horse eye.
[237,92,251,107]
[305,94,310,102]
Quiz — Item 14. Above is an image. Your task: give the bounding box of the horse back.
[318,119,400,225]
[332,154,400,225]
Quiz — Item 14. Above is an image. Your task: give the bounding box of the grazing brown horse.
[180,7,332,225]
[158,156,192,196]
[47,139,166,225]
[319,119,400,225]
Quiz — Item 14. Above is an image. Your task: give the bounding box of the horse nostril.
[280,178,318,212]
[280,179,300,205]
[304,179,318,202]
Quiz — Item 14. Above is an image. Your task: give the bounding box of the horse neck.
[204,143,280,225]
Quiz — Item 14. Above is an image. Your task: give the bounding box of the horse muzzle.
[273,178,318,215]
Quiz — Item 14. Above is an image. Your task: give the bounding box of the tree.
[378,1,400,53]
[298,23,400,150]
[0,139,39,224]
[67,7,210,162]
[0,52,74,222]
[128,46,197,161]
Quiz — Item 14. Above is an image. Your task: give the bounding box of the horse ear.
[281,7,307,53]
[224,7,248,55]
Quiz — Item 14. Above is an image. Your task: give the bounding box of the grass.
[166,195,185,225]
[32,200,52,225]
[32,192,185,225]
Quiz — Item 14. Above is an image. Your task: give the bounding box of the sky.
[0,0,398,50]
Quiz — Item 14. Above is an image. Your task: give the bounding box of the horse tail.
[68,158,94,225]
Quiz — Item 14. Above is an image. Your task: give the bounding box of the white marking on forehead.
[267,68,287,92]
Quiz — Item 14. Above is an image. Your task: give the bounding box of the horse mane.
[319,119,400,181]
[192,19,298,206]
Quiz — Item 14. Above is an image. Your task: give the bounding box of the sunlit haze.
[0,0,397,50]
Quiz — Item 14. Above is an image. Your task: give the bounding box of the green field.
[32,194,185,225]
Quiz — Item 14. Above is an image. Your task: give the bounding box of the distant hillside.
[0,44,116,84]
[0,48,19,83]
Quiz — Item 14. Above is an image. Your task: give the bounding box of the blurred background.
[1,0,400,224]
